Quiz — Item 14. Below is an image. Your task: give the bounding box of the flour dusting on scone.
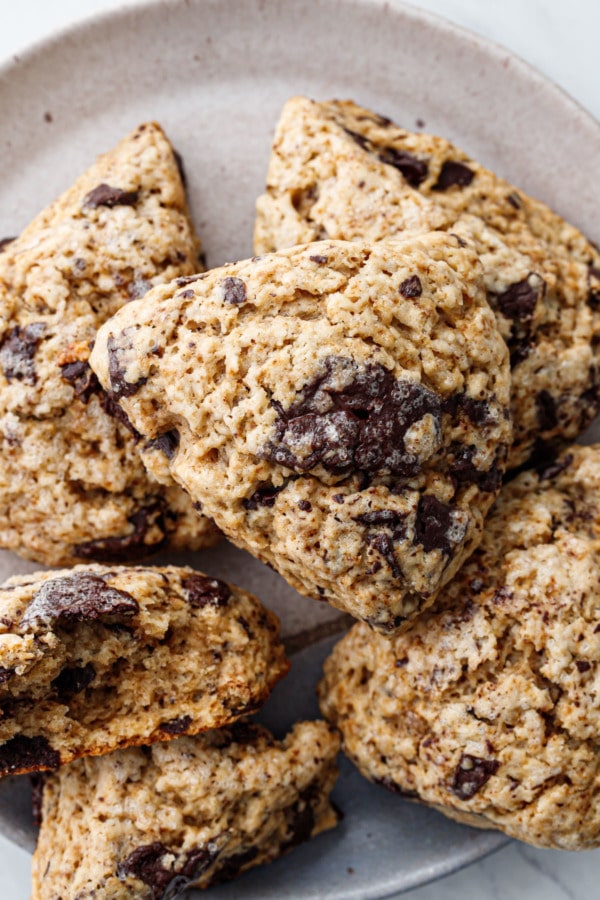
[90,235,511,632]
[0,123,219,566]
[255,97,600,468]
[30,721,340,899]
[319,444,600,850]
[0,564,287,775]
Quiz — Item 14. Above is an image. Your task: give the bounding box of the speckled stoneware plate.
[1,0,600,896]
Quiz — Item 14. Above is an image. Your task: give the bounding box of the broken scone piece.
[0,122,219,567]
[320,444,600,850]
[90,235,511,633]
[0,565,287,775]
[255,97,600,468]
[31,720,340,899]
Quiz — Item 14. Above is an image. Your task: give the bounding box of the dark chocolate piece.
[74,502,166,562]
[450,754,499,800]
[0,735,60,775]
[52,663,96,701]
[432,160,474,191]
[377,147,428,188]
[221,277,247,305]
[146,430,180,460]
[536,390,558,431]
[83,183,139,209]
[182,574,231,609]
[21,573,138,629]
[309,254,328,264]
[0,323,45,384]
[243,483,284,510]
[414,495,459,554]
[576,660,591,673]
[160,716,192,735]
[60,360,101,403]
[399,275,422,298]
[118,841,218,899]
[493,275,542,322]
[106,335,147,399]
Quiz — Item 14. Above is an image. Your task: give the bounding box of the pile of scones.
[1,96,600,898]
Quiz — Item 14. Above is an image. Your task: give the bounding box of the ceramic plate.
[1,0,599,896]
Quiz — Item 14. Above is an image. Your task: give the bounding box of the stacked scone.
[1,97,600,898]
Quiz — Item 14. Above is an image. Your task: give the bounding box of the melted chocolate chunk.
[60,360,101,403]
[118,843,174,895]
[414,495,459,554]
[146,430,180,460]
[243,483,284,510]
[182,574,231,609]
[0,323,45,384]
[74,502,166,562]
[221,276,247,305]
[432,160,474,191]
[356,510,406,528]
[0,237,16,252]
[366,532,402,578]
[457,396,495,426]
[281,786,318,852]
[399,275,422,298]
[107,335,147,399]
[101,392,142,440]
[375,776,419,799]
[576,660,591,673]
[30,773,45,827]
[450,446,502,493]
[160,715,192,735]
[83,183,139,209]
[263,357,442,477]
[22,574,138,629]
[493,275,541,322]
[536,390,558,431]
[450,754,499,800]
[378,147,428,187]
[52,663,96,701]
[536,452,573,481]
[0,735,60,775]
[298,499,312,511]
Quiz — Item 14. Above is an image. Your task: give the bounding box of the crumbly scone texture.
[90,235,511,633]
[0,564,287,776]
[319,444,600,850]
[0,122,219,566]
[255,96,600,468]
[31,720,340,899]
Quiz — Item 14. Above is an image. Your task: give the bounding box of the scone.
[255,97,600,468]
[0,122,219,566]
[31,720,340,899]
[90,235,511,633]
[0,565,287,775]
[319,445,600,850]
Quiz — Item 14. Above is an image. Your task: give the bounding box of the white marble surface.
[1,1,599,897]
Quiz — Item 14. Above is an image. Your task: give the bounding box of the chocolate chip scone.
[31,720,340,899]
[319,444,600,850]
[90,235,511,632]
[0,564,287,776]
[255,97,600,468]
[0,122,219,566]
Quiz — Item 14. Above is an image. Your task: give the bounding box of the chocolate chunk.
[0,667,13,684]
[101,391,142,440]
[182,574,231,609]
[450,754,499,800]
[243,483,284,510]
[146,430,180,460]
[209,846,258,887]
[107,335,147,399]
[74,503,166,562]
[30,773,45,827]
[309,254,328,264]
[507,192,522,209]
[52,663,96,701]
[0,237,16,252]
[356,510,406,528]
[375,776,419,799]
[83,183,139,209]
[22,574,138,629]
[414,495,459,554]
[160,715,192,735]
[366,532,402,578]
[60,360,101,403]
[399,275,422,298]
[221,276,246,305]
[343,127,371,151]
[432,160,474,190]
[378,147,428,188]
[117,843,173,895]
[262,357,442,478]
[536,453,573,481]
[509,341,531,368]
[576,660,591,673]
[0,735,60,775]
[297,499,312,511]
[494,275,541,322]
[450,446,502,493]
[0,323,45,384]
[457,396,495,427]
[536,390,558,431]
[281,786,318,852]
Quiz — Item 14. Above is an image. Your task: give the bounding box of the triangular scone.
[91,235,511,633]
[255,97,600,468]
[319,445,600,851]
[0,564,287,775]
[0,123,219,566]
[31,721,340,899]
